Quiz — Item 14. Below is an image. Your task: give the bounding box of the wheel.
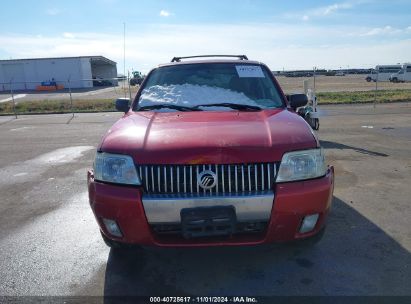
[366,77,372,82]
[313,118,320,130]
[306,114,319,130]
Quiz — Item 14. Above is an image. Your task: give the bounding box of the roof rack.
[171,55,248,62]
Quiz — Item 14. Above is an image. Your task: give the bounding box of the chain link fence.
[0,76,139,117]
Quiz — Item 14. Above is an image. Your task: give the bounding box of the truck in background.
[389,63,411,83]
[366,65,402,82]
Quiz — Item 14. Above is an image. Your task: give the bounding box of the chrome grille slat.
[158,167,161,192]
[248,165,251,192]
[164,167,167,192]
[183,166,187,193]
[145,167,149,191]
[241,166,245,192]
[151,166,155,192]
[254,164,257,191]
[235,165,238,193]
[228,165,232,193]
[222,165,225,193]
[139,162,278,195]
[261,164,264,191]
[177,167,180,193]
[170,167,174,193]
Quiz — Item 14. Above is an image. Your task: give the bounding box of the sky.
[1,0,411,74]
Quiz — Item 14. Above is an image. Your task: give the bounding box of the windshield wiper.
[137,104,202,112]
[194,103,262,111]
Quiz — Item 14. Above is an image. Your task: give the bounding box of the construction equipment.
[129,71,144,86]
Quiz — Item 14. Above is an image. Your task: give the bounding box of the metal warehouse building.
[0,56,117,91]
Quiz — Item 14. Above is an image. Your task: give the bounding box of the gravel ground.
[277,74,411,93]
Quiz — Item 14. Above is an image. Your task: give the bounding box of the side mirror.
[115,98,130,113]
[287,94,308,111]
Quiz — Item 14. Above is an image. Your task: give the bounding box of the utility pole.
[123,22,126,98]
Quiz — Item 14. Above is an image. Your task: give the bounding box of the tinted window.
[378,67,401,73]
[135,63,284,111]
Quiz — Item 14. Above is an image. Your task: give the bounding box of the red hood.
[99,109,317,164]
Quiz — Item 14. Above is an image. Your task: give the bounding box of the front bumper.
[87,166,334,247]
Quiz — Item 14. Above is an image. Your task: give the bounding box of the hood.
[99,109,317,164]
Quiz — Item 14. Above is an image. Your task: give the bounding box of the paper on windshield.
[235,65,265,78]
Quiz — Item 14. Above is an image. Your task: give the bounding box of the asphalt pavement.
[0,103,410,297]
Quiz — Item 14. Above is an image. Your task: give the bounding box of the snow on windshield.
[138,84,259,109]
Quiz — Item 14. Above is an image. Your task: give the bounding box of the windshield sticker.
[235,65,265,78]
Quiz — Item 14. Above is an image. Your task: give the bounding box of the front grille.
[137,163,278,195]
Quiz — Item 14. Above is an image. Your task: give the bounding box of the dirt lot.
[277,74,411,93]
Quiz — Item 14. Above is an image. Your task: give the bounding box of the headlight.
[276,148,326,182]
[94,152,141,185]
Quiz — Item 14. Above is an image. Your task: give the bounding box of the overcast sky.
[1,0,411,73]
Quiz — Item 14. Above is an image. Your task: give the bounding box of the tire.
[306,114,319,130]
[313,118,320,130]
[366,77,372,82]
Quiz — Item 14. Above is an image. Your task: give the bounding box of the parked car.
[335,71,345,76]
[87,55,334,249]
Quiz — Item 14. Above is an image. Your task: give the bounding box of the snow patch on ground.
[32,146,95,165]
[0,146,95,186]
[139,84,258,109]
[0,94,26,103]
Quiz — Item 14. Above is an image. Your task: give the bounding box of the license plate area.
[180,206,236,239]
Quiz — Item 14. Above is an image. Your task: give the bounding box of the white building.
[0,56,117,91]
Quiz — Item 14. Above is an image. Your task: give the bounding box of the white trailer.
[389,63,411,83]
[365,65,402,82]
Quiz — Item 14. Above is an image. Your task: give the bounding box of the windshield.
[134,63,284,111]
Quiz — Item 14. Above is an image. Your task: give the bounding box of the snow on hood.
[138,84,259,110]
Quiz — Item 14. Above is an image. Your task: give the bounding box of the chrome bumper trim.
[142,192,274,224]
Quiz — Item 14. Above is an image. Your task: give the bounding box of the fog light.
[300,214,319,233]
[102,218,123,238]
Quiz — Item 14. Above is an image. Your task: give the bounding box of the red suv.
[87,55,334,248]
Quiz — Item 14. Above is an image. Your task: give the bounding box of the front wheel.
[366,77,372,82]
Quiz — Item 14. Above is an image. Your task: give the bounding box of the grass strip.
[317,89,411,104]
[0,99,115,115]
